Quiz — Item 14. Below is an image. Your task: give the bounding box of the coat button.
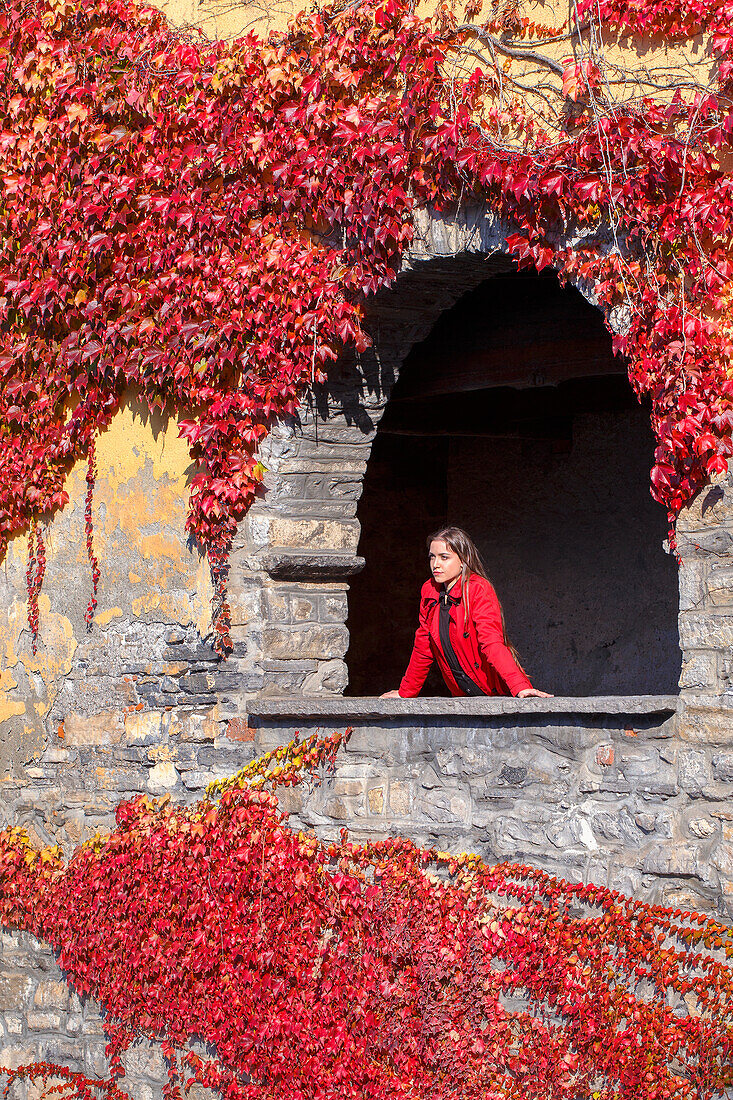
[475,662,479,669]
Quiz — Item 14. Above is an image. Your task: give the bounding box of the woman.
[381,527,552,699]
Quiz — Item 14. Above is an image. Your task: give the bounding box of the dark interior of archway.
[346,269,681,697]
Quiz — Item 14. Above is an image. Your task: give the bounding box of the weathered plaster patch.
[0,398,213,776]
[95,607,123,627]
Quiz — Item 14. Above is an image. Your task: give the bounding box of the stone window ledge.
[248,695,679,721]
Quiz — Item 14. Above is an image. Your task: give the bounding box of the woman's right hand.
[380,689,402,698]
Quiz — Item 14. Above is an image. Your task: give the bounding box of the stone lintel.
[261,550,366,581]
[248,695,680,721]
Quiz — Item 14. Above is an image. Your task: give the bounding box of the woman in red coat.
[382,526,552,699]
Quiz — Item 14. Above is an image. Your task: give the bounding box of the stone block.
[708,564,733,606]
[617,746,660,777]
[332,779,364,797]
[419,788,471,825]
[79,1014,105,1036]
[636,777,679,798]
[180,672,215,695]
[259,659,319,672]
[226,717,255,742]
[324,797,347,820]
[291,597,318,622]
[27,1011,62,1030]
[593,807,644,845]
[677,561,707,611]
[277,788,304,815]
[678,526,733,560]
[263,625,349,661]
[687,816,717,838]
[259,675,309,696]
[677,477,733,530]
[44,747,71,764]
[634,811,657,834]
[546,812,600,853]
[660,881,715,913]
[679,611,733,650]
[0,974,33,1010]
[498,762,528,786]
[301,659,348,695]
[677,749,711,795]
[84,1046,112,1077]
[0,1043,38,1070]
[595,744,614,767]
[679,651,719,692]
[147,761,179,792]
[494,812,549,854]
[124,710,163,744]
[262,590,291,623]
[419,765,444,789]
[367,785,385,814]
[678,707,733,744]
[713,750,733,781]
[642,843,703,877]
[63,711,124,747]
[435,747,460,777]
[210,671,243,693]
[265,517,360,552]
[124,1043,167,1081]
[389,781,412,816]
[33,980,69,1010]
[321,594,348,622]
[181,770,217,791]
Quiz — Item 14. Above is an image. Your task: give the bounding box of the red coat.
[399,574,532,698]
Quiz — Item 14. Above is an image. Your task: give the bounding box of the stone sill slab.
[248,695,680,721]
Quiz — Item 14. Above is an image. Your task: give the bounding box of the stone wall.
[4,693,733,1095]
[0,398,215,783]
[0,930,215,1100]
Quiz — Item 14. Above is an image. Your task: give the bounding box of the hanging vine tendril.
[84,438,100,631]
[24,522,46,655]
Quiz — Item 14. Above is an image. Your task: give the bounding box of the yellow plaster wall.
[153,0,706,104]
[0,399,213,773]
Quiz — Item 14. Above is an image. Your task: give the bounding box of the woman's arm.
[469,580,535,697]
[381,600,434,697]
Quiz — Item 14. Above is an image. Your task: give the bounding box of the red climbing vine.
[24,521,45,654]
[1,727,732,1100]
[84,437,100,629]
[1,0,733,652]
[2,1064,130,1100]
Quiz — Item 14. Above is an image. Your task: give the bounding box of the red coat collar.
[427,573,466,600]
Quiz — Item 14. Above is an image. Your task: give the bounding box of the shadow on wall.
[346,272,681,697]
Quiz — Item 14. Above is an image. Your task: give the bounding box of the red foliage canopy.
[1,0,733,654]
[1,728,733,1100]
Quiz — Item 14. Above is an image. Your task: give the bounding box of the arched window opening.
[346,269,681,697]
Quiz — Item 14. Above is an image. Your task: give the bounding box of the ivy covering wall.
[1,0,733,651]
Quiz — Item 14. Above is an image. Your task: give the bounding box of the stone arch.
[347,265,680,696]
[228,205,674,706]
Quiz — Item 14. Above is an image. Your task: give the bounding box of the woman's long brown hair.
[427,525,523,667]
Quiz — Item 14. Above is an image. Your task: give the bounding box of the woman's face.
[429,539,463,587]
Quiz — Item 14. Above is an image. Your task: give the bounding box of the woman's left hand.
[517,688,554,698]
